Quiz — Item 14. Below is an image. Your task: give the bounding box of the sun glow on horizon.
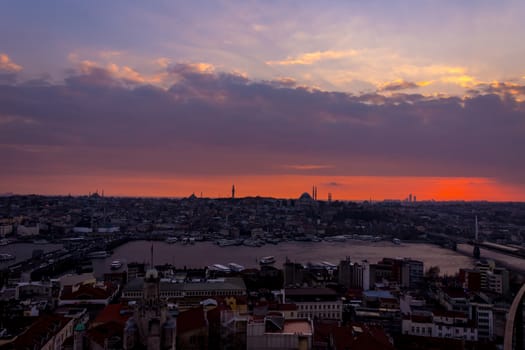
[2,174,524,202]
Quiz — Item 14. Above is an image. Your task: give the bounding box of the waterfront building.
[338,258,370,290]
[401,258,424,289]
[476,259,496,290]
[487,267,510,295]
[284,288,343,320]
[122,277,246,310]
[283,259,305,287]
[15,281,52,300]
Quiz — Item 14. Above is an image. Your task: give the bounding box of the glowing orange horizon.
[2,174,525,202]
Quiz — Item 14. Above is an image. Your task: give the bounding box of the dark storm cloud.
[0,65,524,184]
[378,80,420,91]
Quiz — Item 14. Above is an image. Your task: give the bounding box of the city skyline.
[1,1,525,201]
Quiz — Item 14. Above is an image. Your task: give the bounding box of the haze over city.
[1,1,525,200]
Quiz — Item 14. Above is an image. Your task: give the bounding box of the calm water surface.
[92,240,475,278]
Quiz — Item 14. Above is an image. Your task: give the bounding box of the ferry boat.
[259,256,276,265]
[165,237,178,244]
[87,251,110,259]
[228,263,245,272]
[208,264,230,273]
[182,237,195,245]
[0,253,15,261]
[110,260,123,270]
[0,239,13,246]
[217,239,238,247]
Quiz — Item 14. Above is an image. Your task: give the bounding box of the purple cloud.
[0,64,524,187]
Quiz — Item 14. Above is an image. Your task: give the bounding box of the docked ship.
[208,264,231,273]
[228,262,245,272]
[87,251,110,259]
[217,239,239,247]
[0,253,15,261]
[110,260,123,270]
[259,256,276,265]
[0,239,13,246]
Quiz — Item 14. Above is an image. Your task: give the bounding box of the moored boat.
[165,237,178,244]
[228,262,245,272]
[208,264,231,273]
[0,239,13,246]
[0,253,15,261]
[259,256,276,265]
[87,251,110,259]
[110,260,123,270]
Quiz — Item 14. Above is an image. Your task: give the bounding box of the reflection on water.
[92,240,475,278]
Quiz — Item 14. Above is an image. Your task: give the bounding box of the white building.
[284,288,342,320]
[402,310,478,341]
[0,224,13,237]
[17,223,40,236]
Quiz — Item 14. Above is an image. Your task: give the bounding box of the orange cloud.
[0,53,22,72]
[154,57,171,68]
[76,59,166,85]
[441,74,479,88]
[266,49,360,66]
[186,62,215,73]
[378,79,433,91]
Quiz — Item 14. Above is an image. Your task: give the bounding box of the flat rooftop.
[283,320,312,334]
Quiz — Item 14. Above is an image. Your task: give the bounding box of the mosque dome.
[299,192,313,200]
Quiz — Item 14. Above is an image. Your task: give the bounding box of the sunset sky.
[1,1,525,201]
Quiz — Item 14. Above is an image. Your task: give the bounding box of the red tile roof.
[177,307,207,335]
[93,304,132,327]
[331,324,394,350]
[314,321,394,350]
[60,282,118,301]
[1,314,71,350]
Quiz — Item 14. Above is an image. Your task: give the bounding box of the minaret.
[150,243,154,269]
[475,215,479,242]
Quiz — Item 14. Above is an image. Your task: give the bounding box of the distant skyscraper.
[408,193,412,202]
[232,184,235,199]
[328,192,332,204]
